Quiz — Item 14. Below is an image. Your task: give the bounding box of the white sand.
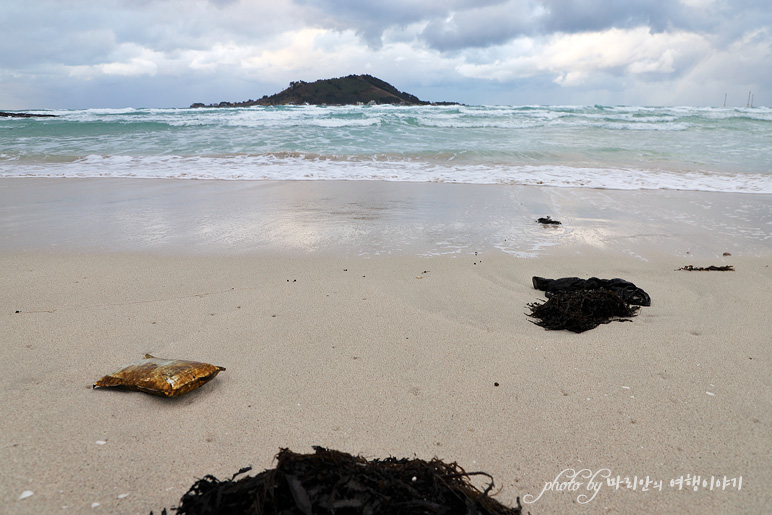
[1,178,770,513]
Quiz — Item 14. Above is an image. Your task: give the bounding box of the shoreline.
[2,177,771,513]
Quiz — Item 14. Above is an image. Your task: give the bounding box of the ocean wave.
[3,153,771,194]
[27,104,770,131]
[3,105,770,193]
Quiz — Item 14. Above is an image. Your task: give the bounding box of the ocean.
[2,104,771,193]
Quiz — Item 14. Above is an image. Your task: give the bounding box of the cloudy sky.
[1,0,770,108]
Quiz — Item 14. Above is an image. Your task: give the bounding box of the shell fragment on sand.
[93,354,225,397]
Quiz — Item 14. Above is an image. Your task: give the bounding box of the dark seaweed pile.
[532,276,651,307]
[527,288,639,333]
[157,447,521,515]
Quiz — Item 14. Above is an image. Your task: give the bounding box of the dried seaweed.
[536,216,561,225]
[676,265,734,271]
[527,289,639,333]
[157,447,521,515]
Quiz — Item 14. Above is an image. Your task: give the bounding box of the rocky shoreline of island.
[1,111,57,118]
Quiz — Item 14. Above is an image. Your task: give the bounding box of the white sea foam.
[4,153,771,193]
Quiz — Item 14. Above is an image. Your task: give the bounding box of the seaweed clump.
[528,289,639,333]
[532,276,651,307]
[676,265,734,271]
[159,447,521,515]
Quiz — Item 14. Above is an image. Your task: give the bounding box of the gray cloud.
[299,0,772,52]
[537,0,683,34]
[420,3,539,51]
[0,0,298,70]
[295,0,508,46]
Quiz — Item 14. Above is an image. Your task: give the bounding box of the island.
[190,74,457,108]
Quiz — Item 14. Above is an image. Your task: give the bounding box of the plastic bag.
[93,354,225,397]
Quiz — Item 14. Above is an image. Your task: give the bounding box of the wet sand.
[2,177,771,259]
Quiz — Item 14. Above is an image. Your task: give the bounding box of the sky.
[1,0,770,109]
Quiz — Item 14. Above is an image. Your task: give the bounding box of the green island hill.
[190,74,458,108]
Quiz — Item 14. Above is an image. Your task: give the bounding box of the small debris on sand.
[676,265,734,271]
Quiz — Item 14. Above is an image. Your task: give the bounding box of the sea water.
[2,104,771,193]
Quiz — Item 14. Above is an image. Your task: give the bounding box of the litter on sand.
[93,354,225,397]
[156,446,521,515]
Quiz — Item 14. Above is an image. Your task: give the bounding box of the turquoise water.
[2,105,772,193]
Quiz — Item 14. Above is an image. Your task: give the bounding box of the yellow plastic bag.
[93,354,225,397]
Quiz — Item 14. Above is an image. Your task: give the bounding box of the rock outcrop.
[0,111,57,118]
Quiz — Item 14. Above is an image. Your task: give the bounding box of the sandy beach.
[2,178,771,514]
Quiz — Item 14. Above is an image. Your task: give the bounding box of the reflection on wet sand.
[1,178,770,259]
